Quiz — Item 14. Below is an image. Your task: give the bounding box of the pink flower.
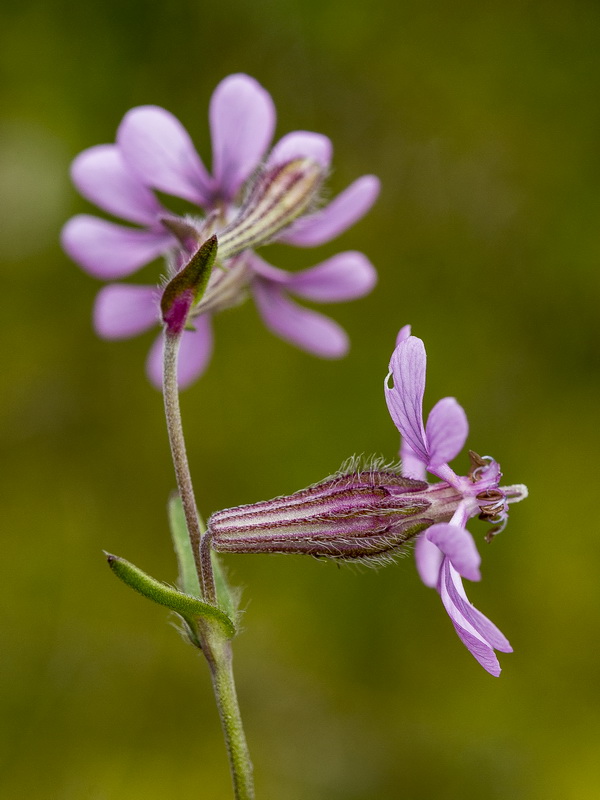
[62,74,379,388]
[385,326,527,675]
[208,326,527,676]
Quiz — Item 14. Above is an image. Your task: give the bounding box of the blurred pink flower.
[62,74,379,387]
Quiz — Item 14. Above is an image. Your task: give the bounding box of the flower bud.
[160,234,218,334]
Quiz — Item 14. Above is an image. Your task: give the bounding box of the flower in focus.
[384,325,527,675]
[208,326,527,676]
[62,73,379,388]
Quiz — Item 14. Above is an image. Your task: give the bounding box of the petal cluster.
[385,327,525,676]
[62,74,379,388]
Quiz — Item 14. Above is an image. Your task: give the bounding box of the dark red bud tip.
[162,289,194,335]
[160,235,219,334]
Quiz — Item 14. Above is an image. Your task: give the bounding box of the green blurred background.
[2,0,599,797]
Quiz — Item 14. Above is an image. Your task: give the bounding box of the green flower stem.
[203,631,255,800]
[163,330,253,798]
[162,329,217,605]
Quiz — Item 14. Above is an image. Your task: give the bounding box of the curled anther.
[484,516,508,543]
[468,450,488,471]
[477,492,505,516]
[469,452,496,482]
[479,504,505,520]
[476,488,504,502]
[472,464,496,482]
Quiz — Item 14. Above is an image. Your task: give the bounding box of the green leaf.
[106,553,235,639]
[211,550,242,623]
[168,494,241,622]
[168,493,202,598]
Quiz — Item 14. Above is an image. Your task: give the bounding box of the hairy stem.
[204,632,255,800]
[162,330,217,605]
[162,330,253,798]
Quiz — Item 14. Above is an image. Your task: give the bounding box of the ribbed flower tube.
[208,465,468,562]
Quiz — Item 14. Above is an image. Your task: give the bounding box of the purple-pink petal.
[396,324,412,347]
[414,534,443,588]
[93,284,159,340]
[248,255,288,283]
[448,501,471,531]
[447,618,502,676]
[284,252,376,302]
[280,175,380,247]
[267,131,332,169]
[385,336,428,463]
[425,396,469,467]
[445,563,512,652]
[61,215,172,279]
[146,315,214,390]
[439,559,503,676]
[70,144,165,226]
[252,278,349,358]
[425,523,481,582]
[210,74,276,202]
[117,105,212,206]
[400,440,427,480]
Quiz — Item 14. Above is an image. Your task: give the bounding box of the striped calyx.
[207,461,468,564]
[217,158,324,259]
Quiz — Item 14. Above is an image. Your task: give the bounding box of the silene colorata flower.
[208,326,528,675]
[62,73,380,388]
